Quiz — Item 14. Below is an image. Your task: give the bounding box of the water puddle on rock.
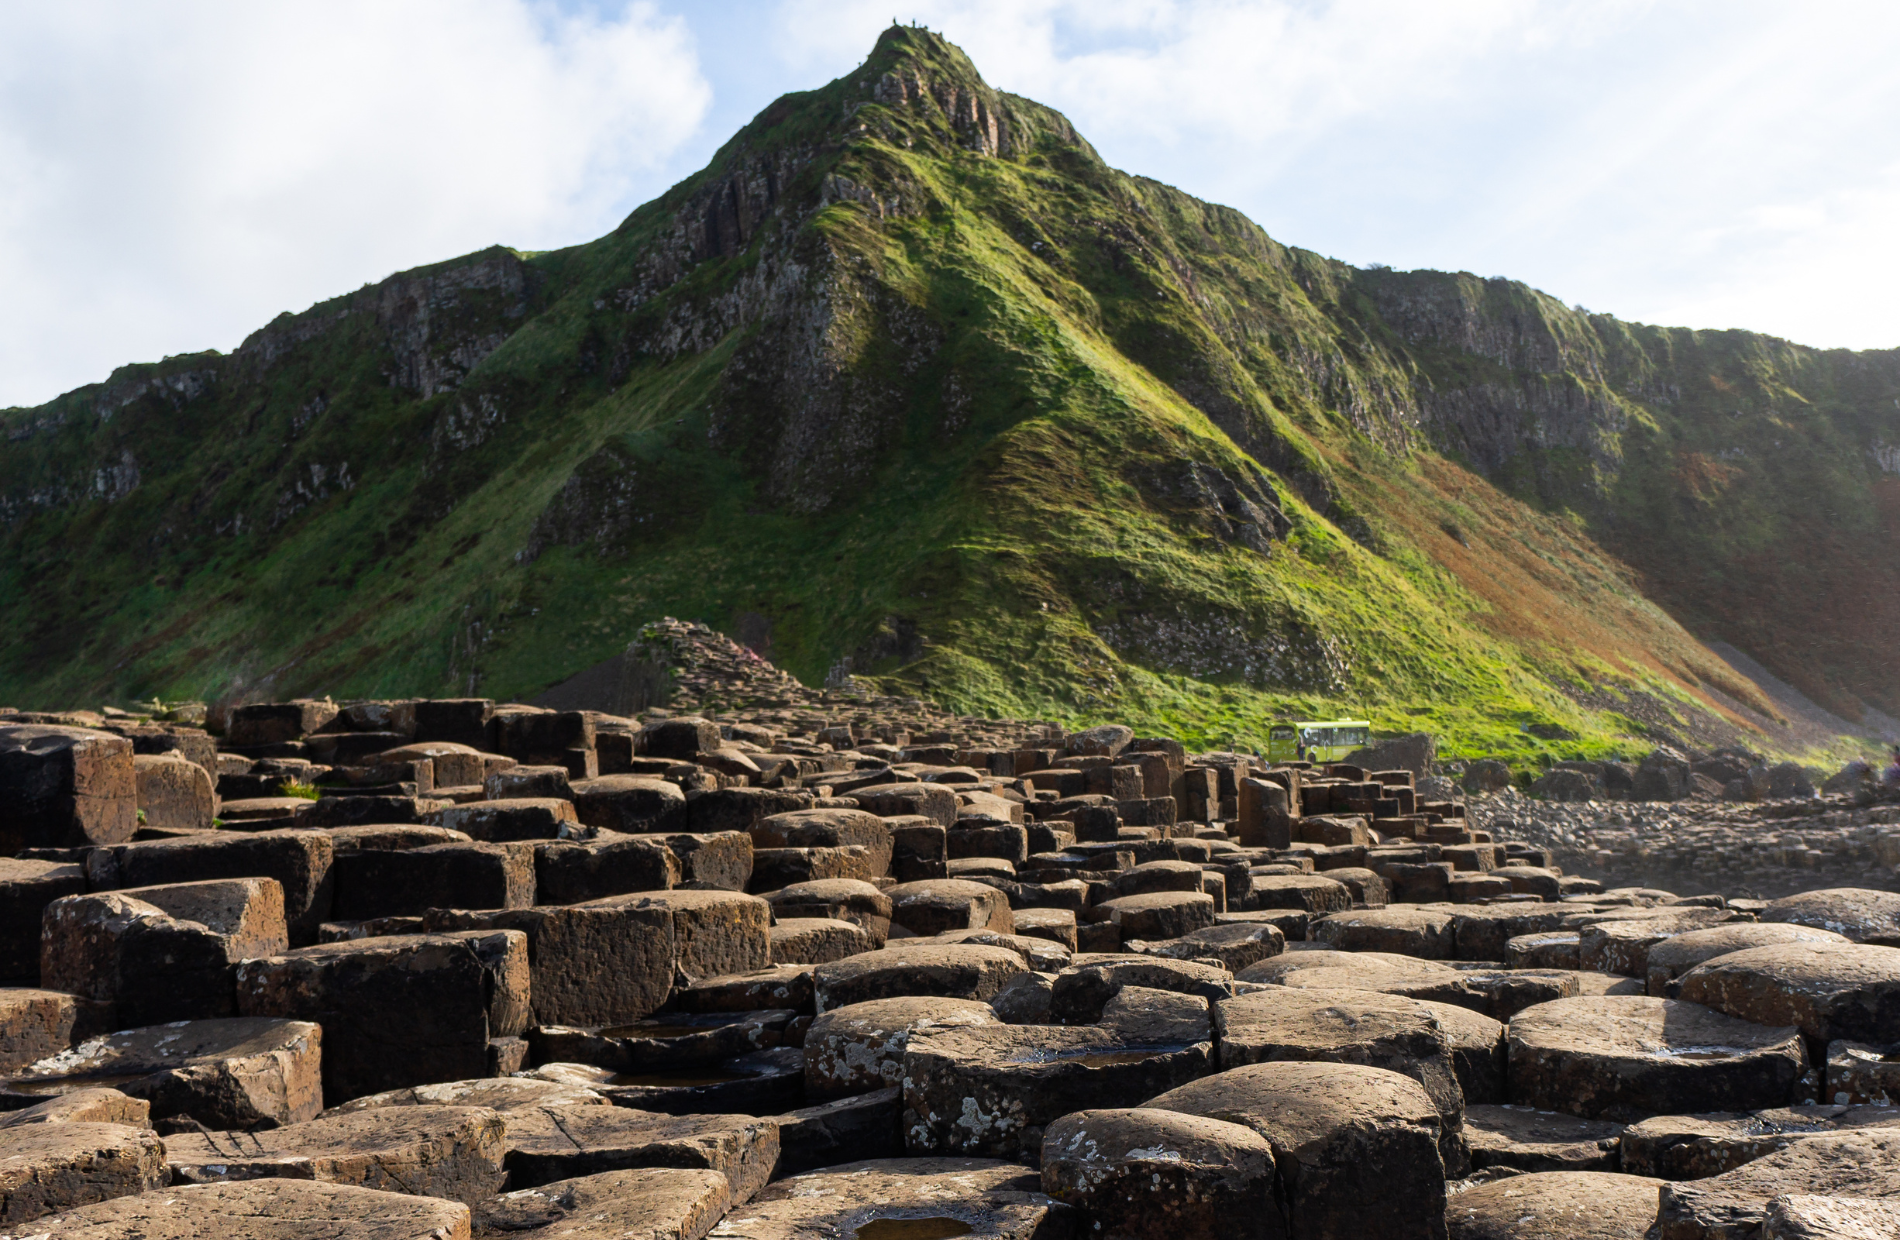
[853,1218,974,1240]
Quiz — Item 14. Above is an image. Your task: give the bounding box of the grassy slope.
[0,28,1893,766]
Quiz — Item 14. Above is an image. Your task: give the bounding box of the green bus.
[1266,720,1370,764]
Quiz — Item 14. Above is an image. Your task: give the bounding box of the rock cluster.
[2,689,1898,1238]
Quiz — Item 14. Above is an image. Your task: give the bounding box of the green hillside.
[3,27,1896,763]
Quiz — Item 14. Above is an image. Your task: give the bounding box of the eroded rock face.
[812,944,1026,1013]
[1621,1105,1900,1180]
[16,1178,475,1238]
[1763,889,1900,946]
[1447,1170,1665,1240]
[1656,1130,1900,1240]
[0,1121,167,1225]
[804,996,999,1098]
[500,1106,779,1203]
[473,1166,732,1240]
[1042,1108,1281,1240]
[729,1157,1072,1240]
[1674,941,1900,1049]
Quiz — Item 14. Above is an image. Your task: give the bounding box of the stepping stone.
[732,1156,1069,1239]
[764,878,893,945]
[237,931,530,1103]
[1278,963,1487,1011]
[1216,987,1465,1169]
[1657,1130,1900,1240]
[4,1016,322,1128]
[1239,949,1459,985]
[1099,985,1212,1044]
[0,859,88,980]
[1674,941,1900,1048]
[916,929,1071,972]
[774,1086,902,1176]
[84,828,334,944]
[437,796,577,842]
[1457,969,1583,1021]
[1116,859,1205,896]
[0,1121,166,1226]
[1569,972,1648,997]
[500,1104,779,1202]
[1577,910,1749,978]
[1447,1170,1665,1240]
[771,917,876,964]
[901,1024,1213,1158]
[751,808,894,874]
[166,1104,506,1205]
[0,988,77,1073]
[622,832,756,892]
[530,831,680,904]
[1451,906,1578,963]
[1011,907,1079,950]
[570,776,688,834]
[532,1009,798,1072]
[1312,907,1456,958]
[1085,891,1216,940]
[1646,924,1848,996]
[0,725,137,854]
[1247,873,1352,914]
[324,1076,607,1115]
[1125,921,1285,970]
[670,965,815,1015]
[0,1087,149,1129]
[1322,866,1390,906]
[133,752,216,832]
[1041,1108,1279,1240]
[1050,957,1231,1024]
[988,971,1057,1024]
[1763,888,1900,946]
[1622,1104,1900,1179]
[1463,1103,1624,1172]
[528,1048,805,1117]
[1145,1061,1448,1240]
[885,879,1014,936]
[473,1166,732,1240]
[1509,932,1583,970]
[12,1178,471,1239]
[613,890,772,981]
[812,944,1025,1013]
[1508,996,1810,1121]
[1419,999,1508,1105]
[331,841,535,920]
[1763,1194,1900,1238]
[422,900,676,1028]
[1827,1041,1900,1105]
[41,877,288,1027]
[804,996,999,1098]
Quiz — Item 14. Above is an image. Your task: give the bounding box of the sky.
[3,0,1898,409]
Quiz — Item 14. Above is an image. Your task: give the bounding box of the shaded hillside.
[1,27,1895,759]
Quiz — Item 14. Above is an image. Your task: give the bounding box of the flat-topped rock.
[501,1105,778,1202]
[17,1178,474,1238]
[423,899,676,1028]
[1248,873,1352,914]
[764,878,893,945]
[0,859,88,980]
[0,1087,148,1129]
[1463,1103,1624,1172]
[1041,1108,1278,1240]
[1674,940,1900,1048]
[0,988,77,1074]
[1508,996,1809,1121]
[1657,1130,1900,1240]
[1420,999,1508,1105]
[1126,921,1284,970]
[1763,888,1900,946]
[812,944,1026,1013]
[166,1104,506,1205]
[324,1076,607,1115]
[727,1157,1070,1240]
[1448,1170,1666,1240]
[771,917,876,964]
[472,1166,732,1240]
[1643,923,1848,997]
[0,1121,167,1226]
[884,879,1014,937]
[1312,907,1456,958]
[1084,891,1216,940]
[1621,1104,1900,1179]
[805,996,999,1098]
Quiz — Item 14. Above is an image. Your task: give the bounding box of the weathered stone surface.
[1313,907,1456,959]
[1508,996,1809,1121]
[1462,1103,1624,1172]
[438,797,576,842]
[529,1047,803,1118]
[1084,891,1216,941]
[1646,924,1848,996]
[813,944,1026,1013]
[1042,1108,1281,1240]
[669,965,815,1015]
[1447,1170,1665,1240]
[903,1023,1211,1158]
[6,1016,322,1128]
[1011,908,1078,951]
[1621,1104,1900,1179]
[326,1076,605,1115]
[731,1157,1072,1240]
[1762,1193,1900,1239]
[1577,909,1750,978]
[610,889,771,981]
[531,831,680,904]
[1763,888,1900,946]
[1675,941,1900,1048]
[1241,949,1460,986]
[85,829,334,945]
[0,860,88,981]
[886,879,1014,937]
[530,1009,796,1073]
[331,841,535,920]
[570,777,688,835]
[0,1121,166,1225]
[766,879,893,946]
[1125,921,1285,971]
[1145,1061,1448,1240]
[133,752,217,832]
[1248,873,1352,914]
[0,1088,149,1129]
[1418,999,1508,1105]
[1657,1131,1900,1240]
[770,917,876,964]
[1509,932,1583,970]
[10,1178,475,1239]
[472,1166,732,1240]
[0,988,76,1074]
[1050,958,1231,1025]
[753,808,893,875]
[1097,984,1210,1044]
[1827,1041,1900,1105]
[805,996,999,1098]
[237,931,529,1102]
[0,726,137,854]
[989,971,1057,1025]
[166,1104,506,1205]
[774,1086,903,1176]
[422,901,674,1028]
[501,1105,779,1202]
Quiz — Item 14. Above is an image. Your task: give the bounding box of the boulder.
[437,797,576,842]
[330,840,535,920]
[0,1087,149,1129]
[804,996,999,1098]
[1041,1108,1280,1240]
[1508,996,1809,1121]
[1827,1041,1900,1105]
[1447,1170,1665,1240]
[1126,921,1285,971]
[0,859,89,980]
[1762,1194,1900,1238]
[326,1076,606,1114]
[774,1087,904,1176]
[571,776,689,834]
[764,879,893,946]
[1419,999,1508,1105]
[1345,734,1435,779]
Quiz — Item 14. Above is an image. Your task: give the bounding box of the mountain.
[3,27,1897,760]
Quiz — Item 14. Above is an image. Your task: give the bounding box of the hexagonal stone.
[1509,932,1583,970]
[85,828,334,945]
[1463,1103,1624,1172]
[0,1087,149,1130]
[5,1016,322,1128]
[1126,921,1285,971]
[1248,873,1352,914]
[0,988,76,1074]
[774,1086,903,1176]
[1577,909,1751,978]
[670,965,814,1015]
[17,1177,474,1238]
[0,1121,166,1225]
[1657,1130,1900,1240]
[438,797,577,842]
[1011,907,1078,951]
[804,996,999,1098]
[764,878,892,945]
[1763,888,1900,946]
[1762,1194,1900,1238]
[1646,924,1849,997]
[323,1076,607,1115]
[1419,999,1508,1105]
[771,918,876,965]
[606,889,771,982]
[1312,907,1456,958]
[1508,996,1809,1121]
[530,1009,797,1073]
[730,1157,1070,1239]
[1240,949,1460,987]
[422,900,675,1028]
[0,860,88,981]
[901,1024,1212,1158]
[885,879,1014,937]
[132,752,216,832]
[1085,891,1216,941]
[165,1104,506,1205]
[1145,1061,1448,1240]
[1050,957,1232,1024]
[0,726,137,853]
[1042,1108,1281,1240]
[500,1105,778,1202]
[531,831,680,904]
[473,1166,732,1240]
[752,808,894,876]
[1621,1104,1900,1179]
[1447,1170,1665,1240]
[812,944,1026,1013]
[1674,941,1900,1048]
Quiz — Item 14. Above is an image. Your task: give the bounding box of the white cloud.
[0,0,710,408]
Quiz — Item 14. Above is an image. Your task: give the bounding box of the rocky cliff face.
[0,26,1894,757]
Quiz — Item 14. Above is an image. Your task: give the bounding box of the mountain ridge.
[2,25,1895,764]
